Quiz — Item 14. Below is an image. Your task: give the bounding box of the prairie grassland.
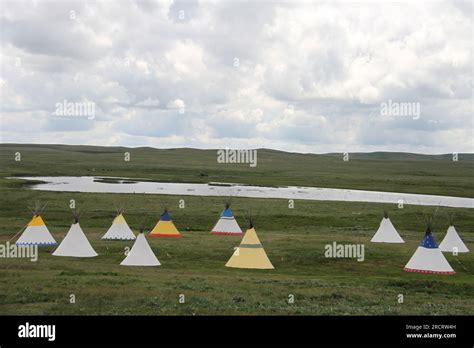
[0,144,472,315]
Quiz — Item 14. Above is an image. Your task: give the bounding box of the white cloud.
[166,98,185,110]
[136,97,160,107]
[0,0,472,154]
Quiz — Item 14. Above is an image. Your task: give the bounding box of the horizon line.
[0,142,472,157]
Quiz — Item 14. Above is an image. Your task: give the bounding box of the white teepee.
[371,212,404,243]
[404,225,455,275]
[120,232,160,266]
[102,212,136,240]
[53,215,98,257]
[439,225,469,253]
[211,204,243,235]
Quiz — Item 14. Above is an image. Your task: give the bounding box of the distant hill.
[2,143,471,160]
[0,143,472,198]
[322,151,474,161]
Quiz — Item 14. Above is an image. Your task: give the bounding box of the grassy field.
[0,144,473,315]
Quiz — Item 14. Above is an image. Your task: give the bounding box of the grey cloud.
[0,0,472,153]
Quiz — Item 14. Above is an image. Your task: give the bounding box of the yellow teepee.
[225,226,274,269]
[149,209,181,238]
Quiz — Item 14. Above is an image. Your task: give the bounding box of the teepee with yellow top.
[102,208,136,240]
[149,208,181,238]
[16,202,57,246]
[225,222,274,269]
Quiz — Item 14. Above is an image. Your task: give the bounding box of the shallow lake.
[13,176,474,208]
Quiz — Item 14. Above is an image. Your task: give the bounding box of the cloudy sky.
[0,0,472,154]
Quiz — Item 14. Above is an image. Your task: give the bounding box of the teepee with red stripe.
[149,208,181,237]
[404,222,455,275]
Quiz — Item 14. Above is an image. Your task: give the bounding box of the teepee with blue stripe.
[211,203,243,235]
[404,222,455,275]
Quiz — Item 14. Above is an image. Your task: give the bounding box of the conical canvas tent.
[211,203,243,235]
[370,212,404,243]
[439,225,469,253]
[102,210,136,240]
[404,225,455,275]
[53,213,98,257]
[16,214,57,246]
[121,231,161,266]
[225,224,274,269]
[149,209,181,237]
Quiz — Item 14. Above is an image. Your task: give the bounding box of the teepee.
[52,211,98,257]
[121,229,160,266]
[225,220,274,269]
[404,222,455,275]
[16,202,56,246]
[211,202,243,235]
[149,209,181,238]
[102,208,136,240]
[439,216,469,253]
[371,211,404,243]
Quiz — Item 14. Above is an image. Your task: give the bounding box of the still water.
[14,176,473,208]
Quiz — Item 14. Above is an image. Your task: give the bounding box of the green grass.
[0,144,472,315]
